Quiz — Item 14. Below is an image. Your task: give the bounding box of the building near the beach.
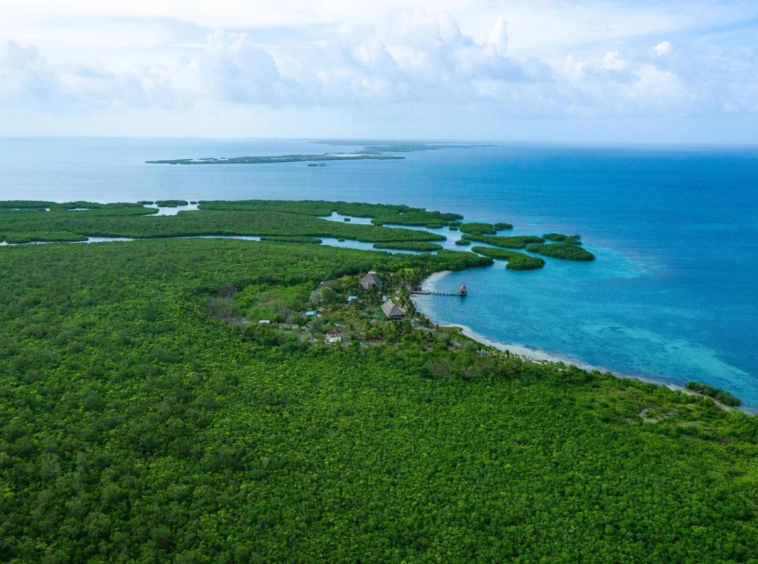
[381,299,405,319]
[360,271,381,290]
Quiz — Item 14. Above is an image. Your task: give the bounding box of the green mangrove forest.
[0,202,451,245]
[544,233,582,245]
[258,236,323,244]
[0,227,756,563]
[198,200,463,228]
[459,222,514,235]
[686,382,742,407]
[527,243,597,261]
[373,242,444,252]
[2,198,754,562]
[462,233,546,249]
[155,200,190,208]
[459,222,498,235]
[471,246,546,270]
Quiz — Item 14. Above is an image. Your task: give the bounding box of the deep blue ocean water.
[2,137,757,405]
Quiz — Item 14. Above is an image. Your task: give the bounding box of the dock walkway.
[410,284,468,297]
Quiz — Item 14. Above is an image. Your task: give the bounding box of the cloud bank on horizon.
[1,0,757,142]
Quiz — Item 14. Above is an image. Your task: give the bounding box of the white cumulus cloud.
[200,30,292,105]
[190,11,546,108]
[488,17,508,57]
[0,4,757,138]
[655,41,673,57]
[0,41,60,106]
[603,51,627,71]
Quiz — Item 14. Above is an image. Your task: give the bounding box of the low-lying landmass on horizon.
[146,153,405,165]
[146,141,496,166]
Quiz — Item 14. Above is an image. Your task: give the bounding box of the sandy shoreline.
[413,271,755,415]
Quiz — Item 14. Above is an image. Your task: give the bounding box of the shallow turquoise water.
[1,138,757,405]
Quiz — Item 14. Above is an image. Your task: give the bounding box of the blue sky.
[1,0,757,143]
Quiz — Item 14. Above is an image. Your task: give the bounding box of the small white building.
[325,329,342,344]
[259,319,271,324]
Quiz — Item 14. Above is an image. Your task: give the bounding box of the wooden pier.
[427,290,467,297]
[410,284,467,297]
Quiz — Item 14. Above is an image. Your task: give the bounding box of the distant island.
[146,141,495,165]
[146,153,404,165]
[311,140,495,153]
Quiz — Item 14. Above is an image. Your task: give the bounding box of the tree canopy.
[0,237,756,563]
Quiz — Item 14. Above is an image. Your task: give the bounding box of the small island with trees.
[471,246,546,270]
[527,242,596,261]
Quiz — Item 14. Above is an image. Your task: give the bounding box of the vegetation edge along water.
[527,243,597,261]
[1,233,756,563]
[470,246,546,270]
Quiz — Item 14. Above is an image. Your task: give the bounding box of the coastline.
[414,270,755,415]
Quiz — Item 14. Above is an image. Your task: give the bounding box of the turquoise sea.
[2,137,757,405]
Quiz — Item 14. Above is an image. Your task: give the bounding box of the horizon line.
[2,135,758,149]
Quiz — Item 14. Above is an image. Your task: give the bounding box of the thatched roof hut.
[381,299,405,319]
[360,271,382,290]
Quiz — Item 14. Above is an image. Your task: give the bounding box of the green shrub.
[686,382,741,406]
